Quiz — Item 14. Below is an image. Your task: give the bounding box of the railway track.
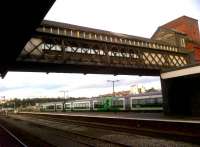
[30,121,129,147]
[38,123,132,147]
[0,122,27,147]
[17,112,200,145]
[3,114,134,147]
[31,120,130,147]
[0,115,58,147]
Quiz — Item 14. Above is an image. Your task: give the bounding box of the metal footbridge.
[14,20,191,76]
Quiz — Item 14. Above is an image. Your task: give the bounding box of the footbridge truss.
[16,20,192,76]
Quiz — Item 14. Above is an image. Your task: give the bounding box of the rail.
[0,123,28,147]
[18,112,200,144]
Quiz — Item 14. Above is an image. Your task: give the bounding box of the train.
[39,91,163,112]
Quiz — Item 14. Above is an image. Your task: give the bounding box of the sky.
[0,0,200,99]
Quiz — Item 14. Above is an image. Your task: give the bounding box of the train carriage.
[39,91,163,112]
[72,101,90,111]
[130,93,163,111]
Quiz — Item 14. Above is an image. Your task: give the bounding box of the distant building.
[145,87,160,93]
[0,96,7,104]
[115,90,130,97]
[130,84,146,94]
[152,16,200,62]
[99,90,130,97]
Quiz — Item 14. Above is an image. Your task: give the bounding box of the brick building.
[152,16,200,62]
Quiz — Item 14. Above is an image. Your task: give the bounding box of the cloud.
[0,85,27,92]
[193,0,200,10]
[0,81,66,92]
[45,0,200,38]
[133,77,160,84]
[4,0,199,98]
[0,72,161,98]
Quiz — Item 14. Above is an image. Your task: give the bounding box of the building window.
[180,38,185,47]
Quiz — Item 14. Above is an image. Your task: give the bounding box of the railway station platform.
[3,112,200,146]
[23,112,200,123]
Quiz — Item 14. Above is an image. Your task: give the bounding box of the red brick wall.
[162,16,200,62]
[194,45,200,62]
[186,43,200,62]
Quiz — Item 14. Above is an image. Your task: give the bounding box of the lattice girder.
[18,35,190,71]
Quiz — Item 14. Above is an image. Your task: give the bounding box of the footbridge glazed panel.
[16,20,192,76]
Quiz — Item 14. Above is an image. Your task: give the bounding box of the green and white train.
[39,92,163,112]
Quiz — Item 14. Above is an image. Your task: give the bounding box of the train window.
[132,99,138,104]
[139,99,145,104]
[112,100,123,107]
[94,101,103,108]
[157,98,163,103]
[46,105,54,109]
[146,99,150,103]
[74,102,90,109]
[56,105,62,109]
[149,98,155,104]
[65,104,71,109]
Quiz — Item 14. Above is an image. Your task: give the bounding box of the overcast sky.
[0,0,199,99]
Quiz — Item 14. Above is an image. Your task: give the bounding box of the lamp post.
[0,96,5,112]
[60,90,68,100]
[107,80,119,97]
[60,90,69,112]
[13,101,15,111]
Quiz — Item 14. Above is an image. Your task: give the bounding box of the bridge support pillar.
[161,65,200,116]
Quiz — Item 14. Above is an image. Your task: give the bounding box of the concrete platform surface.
[22,112,200,123]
